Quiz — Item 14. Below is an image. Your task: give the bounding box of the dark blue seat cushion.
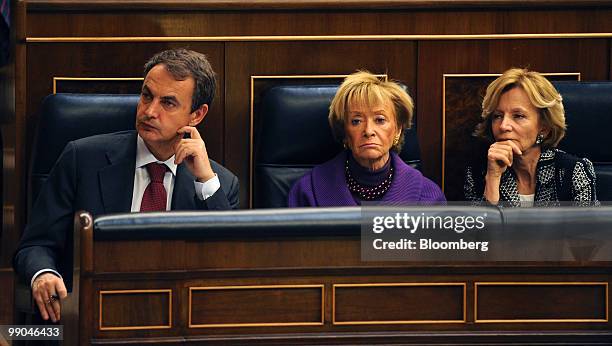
[29,93,139,205]
[553,81,612,201]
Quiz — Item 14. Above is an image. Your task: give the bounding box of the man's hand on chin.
[32,273,68,323]
[174,126,215,182]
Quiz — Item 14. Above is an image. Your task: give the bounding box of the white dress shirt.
[131,135,220,211]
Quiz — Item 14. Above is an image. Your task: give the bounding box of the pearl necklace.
[345,159,394,201]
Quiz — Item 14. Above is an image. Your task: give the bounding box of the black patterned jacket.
[464,148,598,207]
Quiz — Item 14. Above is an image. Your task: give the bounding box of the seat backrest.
[29,93,139,207]
[253,84,421,208]
[552,81,612,201]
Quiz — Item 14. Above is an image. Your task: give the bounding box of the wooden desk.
[64,210,611,345]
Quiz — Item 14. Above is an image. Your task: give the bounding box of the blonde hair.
[328,71,414,152]
[475,68,566,148]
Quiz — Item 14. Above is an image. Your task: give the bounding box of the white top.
[518,193,535,208]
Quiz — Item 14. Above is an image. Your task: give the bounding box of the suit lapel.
[171,164,197,210]
[99,132,137,213]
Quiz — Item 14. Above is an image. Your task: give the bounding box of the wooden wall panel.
[91,282,183,340]
[475,283,607,322]
[25,9,612,37]
[53,78,143,94]
[99,289,172,330]
[417,39,610,191]
[225,41,416,207]
[610,39,612,79]
[189,285,323,327]
[0,0,20,327]
[333,283,465,324]
[94,237,367,272]
[84,270,612,342]
[0,270,13,325]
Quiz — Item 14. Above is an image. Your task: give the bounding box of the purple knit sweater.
[288,151,446,207]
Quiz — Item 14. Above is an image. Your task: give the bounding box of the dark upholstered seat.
[29,93,139,208]
[17,93,138,313]
[253,84,421,208]
[553,82,612,201]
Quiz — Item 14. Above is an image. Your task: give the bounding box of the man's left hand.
[175,126,215,182]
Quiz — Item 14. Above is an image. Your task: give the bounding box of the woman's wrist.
[483,173,501,204]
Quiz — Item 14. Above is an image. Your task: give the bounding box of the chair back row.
[28,81,612,211]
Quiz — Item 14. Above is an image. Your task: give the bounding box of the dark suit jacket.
[14,130,239,289]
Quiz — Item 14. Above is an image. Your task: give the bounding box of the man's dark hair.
[144,48,216,112]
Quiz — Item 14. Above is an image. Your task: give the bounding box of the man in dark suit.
[13,48,239,322]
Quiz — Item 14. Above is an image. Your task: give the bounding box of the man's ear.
[189,104,208,127]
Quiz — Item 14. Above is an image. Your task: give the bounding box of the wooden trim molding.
[26,33,612,43]
[25,0,612,11]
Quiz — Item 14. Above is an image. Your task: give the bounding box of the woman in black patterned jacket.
[464,68,598,207]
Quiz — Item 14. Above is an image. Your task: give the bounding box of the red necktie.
[140,163,168,212]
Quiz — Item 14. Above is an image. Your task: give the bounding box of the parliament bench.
[63,206,612,345]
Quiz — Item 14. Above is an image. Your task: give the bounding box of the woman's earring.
[393,133,401,147]
[535,133,544,145]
